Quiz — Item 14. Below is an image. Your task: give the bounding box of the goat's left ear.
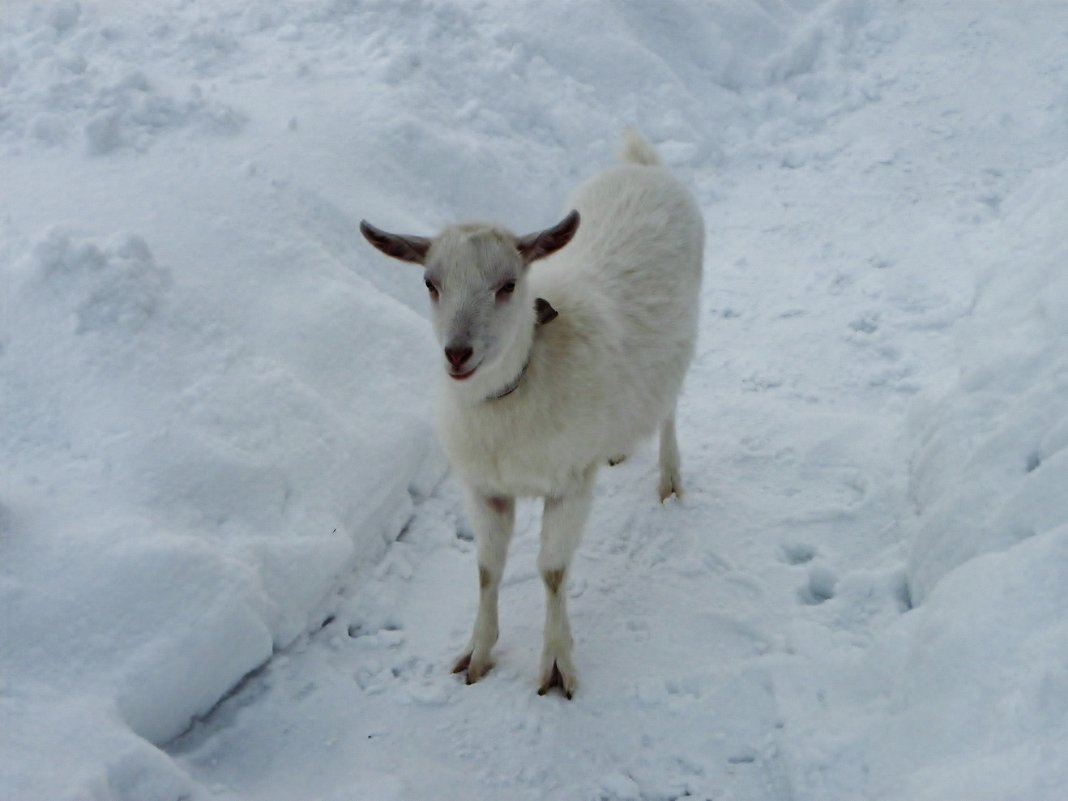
[516,210,580,264]
[360,220,432,264]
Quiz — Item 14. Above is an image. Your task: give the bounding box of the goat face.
[360,212,579,382]
[423,225,531,380]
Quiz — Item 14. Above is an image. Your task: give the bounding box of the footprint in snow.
[799,565,838,606]
[779,541,817,566]
[849,313,880,334]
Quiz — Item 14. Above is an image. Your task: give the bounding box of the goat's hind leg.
[658,408,683,502]
[536,466,596,699]
[453,491,514,684]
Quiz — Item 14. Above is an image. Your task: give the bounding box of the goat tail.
[621,128,662,166]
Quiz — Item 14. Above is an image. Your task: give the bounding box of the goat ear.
[360,220,431,264]
[516,210,580,264]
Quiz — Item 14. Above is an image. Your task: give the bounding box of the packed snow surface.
[2,1,1066,799]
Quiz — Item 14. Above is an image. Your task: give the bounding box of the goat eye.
[496,280,516,299]
[425,279,439,298]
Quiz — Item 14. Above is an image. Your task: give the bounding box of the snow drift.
[906,156,1068,604]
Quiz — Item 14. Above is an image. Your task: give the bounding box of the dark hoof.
[451,653,471,674]
[537,661,573,700]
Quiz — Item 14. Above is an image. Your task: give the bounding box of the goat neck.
[484,298,558,401]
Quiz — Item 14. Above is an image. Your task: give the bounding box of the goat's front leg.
[537,466,596,699]
[658,407,683,502]
[452,490,514,685]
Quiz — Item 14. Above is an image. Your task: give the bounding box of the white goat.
[360,130,703,697]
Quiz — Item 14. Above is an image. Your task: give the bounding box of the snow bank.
[0,2,457,795]
[906,156,1068,604]
[783,523,1068,801]
[0,220,444,797]
[808,154,1068,800]
[780,77,1068,801]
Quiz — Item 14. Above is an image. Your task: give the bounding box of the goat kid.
[360,131,704,698]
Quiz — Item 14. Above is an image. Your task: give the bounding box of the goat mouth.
[448,364,479,381]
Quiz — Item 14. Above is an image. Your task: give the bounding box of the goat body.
[361,131,704,697]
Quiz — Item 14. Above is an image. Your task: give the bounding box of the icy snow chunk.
[34,228,106,276]
[79,72,248,154]
[32,228,171,335]
[78,236,169,333]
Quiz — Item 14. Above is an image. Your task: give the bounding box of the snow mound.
[30,229,170,333]
[1,219,443,795]
[785,523,1068,801]
[906,156,1068,603]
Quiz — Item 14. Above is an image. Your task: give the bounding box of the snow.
[2,0,1066,799]
[906,155,1068,604]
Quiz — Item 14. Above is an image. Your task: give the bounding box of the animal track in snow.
[780,542,817,565]
[799,565,838,605]
[849,313,880,334]
[347,621,404,644]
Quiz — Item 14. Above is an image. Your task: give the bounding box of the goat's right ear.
[359,220,431,264]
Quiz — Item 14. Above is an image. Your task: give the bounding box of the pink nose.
[444,345,473,368]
